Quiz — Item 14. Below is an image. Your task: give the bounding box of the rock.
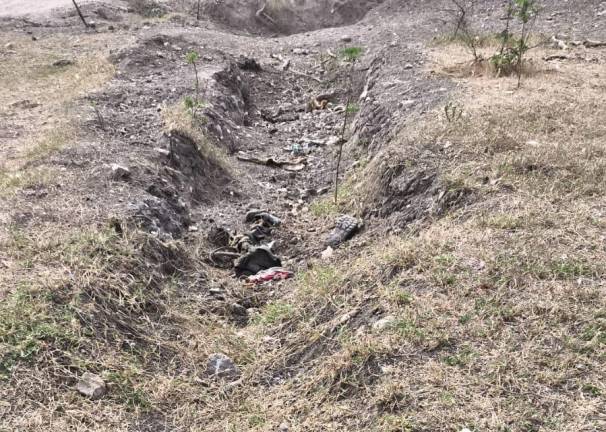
[77,373,107,399]
[230,302,248,316]
[292,48,308,55]
[279,422,290,431]
[4,42,14,49]
[109,164,130,181]
[154,147,170,157]
[321,246,334,260]
[134,196,191,238]
[340,36,352,43]
[206,353,239,379]
[398,99,415,109]
[404,63,413,69]
[53,59,74,67]
[373,315,396,331]
[10,99,39,109]
[325,136,342,146]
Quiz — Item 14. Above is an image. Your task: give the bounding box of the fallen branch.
[584,39,606,48]
[289,68,323,83]
[236,153,307,172]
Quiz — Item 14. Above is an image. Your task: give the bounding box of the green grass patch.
[0,286,78,377]
[254,302,293,325]
[297,266,346,299]
[106,369,151,410]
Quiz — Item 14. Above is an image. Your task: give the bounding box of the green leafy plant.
[184,50,204,119]
[89,100,106,130]
[334,46,363,204]
[490,0,540,87]
[449,0,482,61]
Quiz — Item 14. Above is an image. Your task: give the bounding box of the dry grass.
[162,103,231,172]
[2,17,606,432]
[175,42,606,431]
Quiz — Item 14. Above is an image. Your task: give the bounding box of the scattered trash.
[325,215,360,247]
[207,208,293,282]
[321,246,334,260]
[77,372,107,399]
[237,152,307,172]
[333,104,346,114]
[247,267,293,284]
[207,225,230,247]
[245,209,282,226]
[237,56,262,71]
[209,246,240,269]
[234,245,282,277]
[307,96,329,111]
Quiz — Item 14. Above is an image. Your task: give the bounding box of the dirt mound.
[359,153,474,228]
[202,0,385,35]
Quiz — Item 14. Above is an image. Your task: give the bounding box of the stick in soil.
[334,97,351,204]
[71,0,90,28]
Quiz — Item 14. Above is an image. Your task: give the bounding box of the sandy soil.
[0,0,97,17]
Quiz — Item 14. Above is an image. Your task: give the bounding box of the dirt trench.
[0,0,469,429]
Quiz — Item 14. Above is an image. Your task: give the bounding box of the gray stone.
[279,422,290,432]
[206,353,239,379]
[154,147,170,157]
[373,315,396,331]
[77,372,106,399]
[340,36,352,43]
[321,246,334,260]
[110,164,130,181]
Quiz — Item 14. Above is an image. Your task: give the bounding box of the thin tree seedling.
[334,46,363,204]
[71,0,90,28]
[184,50,204,120]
